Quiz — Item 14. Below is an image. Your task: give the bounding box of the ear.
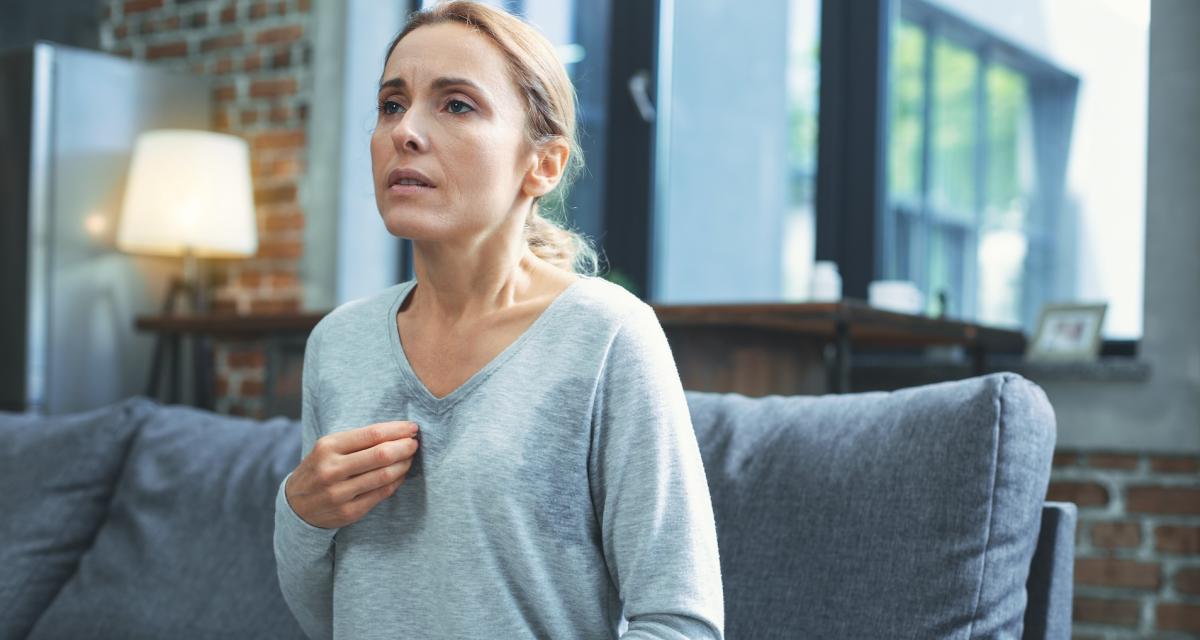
[522,137,570,199]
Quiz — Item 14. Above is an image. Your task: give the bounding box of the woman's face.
[370,22,541,244]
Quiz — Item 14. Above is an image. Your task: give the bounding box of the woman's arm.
[589,303,726,640]
[274,326,339,640]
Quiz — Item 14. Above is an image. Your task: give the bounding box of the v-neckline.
[386,276,587,413]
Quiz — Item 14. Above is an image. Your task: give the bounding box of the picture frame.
[1026,302,1108,362]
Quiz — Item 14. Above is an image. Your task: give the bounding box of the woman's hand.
[285,420,420,529]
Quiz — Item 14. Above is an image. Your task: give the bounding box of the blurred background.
[1,0,1197,636]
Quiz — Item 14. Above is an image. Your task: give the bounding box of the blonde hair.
[382,1,600,276]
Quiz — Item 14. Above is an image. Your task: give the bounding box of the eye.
[446,99,475,114]
[377,99,404,116]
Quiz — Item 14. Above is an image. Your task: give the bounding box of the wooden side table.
[135,312,326,412]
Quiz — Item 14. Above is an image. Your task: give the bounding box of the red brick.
[240,379,265,396]
[250,2,271,19]
[1053,452,1080,468]
[254,183,297,206]
[220,4,238,24]
[1075,557,1161,590]
[1151,456,1200,473]
[1047,481,1109,507]
[188,12,208,28]
[213,84,237,102]
[243,52,263,72]
[256,25,303,46]
[1155,526,1200,554]
[1090,521,1141,549]
[1072,596,1140,627]
[266,270,299,288]
[214,109,232,131]
[252,129,305,151]
[250,78,297,98]
[255,239,303,259]
[124,0,163,14]
[298,0,311,13]
[1126,486,1200,515]
[114,24,129,39]
[271,48,291,68]
[214,56,235,75]
[264,212,305,232]
[252,156,301,180]
[1175,568,1200,595]
[227,350,264,368]
[146,41,187,60]
[201,33,244,53]
[239,271,263,288]
[1157,603,1200,633]
[215,376,230,396]
[240,109,259,126]
[268,105,293,124]
[1088,453,1139,470]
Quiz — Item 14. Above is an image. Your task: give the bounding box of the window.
[884,0,1148,339]
[884,3,1076,332]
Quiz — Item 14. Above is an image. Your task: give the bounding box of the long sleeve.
[274,324,339,640]
[588,303,726,640]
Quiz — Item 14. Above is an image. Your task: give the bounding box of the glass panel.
[889,20,926,205]
[655,0,821,303]
[984,63,1034,231]
[929,36,978,221]
[977,227,1027,326]
[783,0,822,300]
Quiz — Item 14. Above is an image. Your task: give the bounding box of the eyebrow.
[377,76,489,100]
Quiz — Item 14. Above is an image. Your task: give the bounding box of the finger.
[342,459,413,502]
[345,477,400,512]
[337,436,419,479]
[325,420,419,455]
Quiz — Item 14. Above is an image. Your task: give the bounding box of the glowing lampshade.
[117,129,257,258]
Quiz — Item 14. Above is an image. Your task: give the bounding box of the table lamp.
[117,129,258,312]
[117,129,258,405]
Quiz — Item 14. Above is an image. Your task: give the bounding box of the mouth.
[387,167,437,194]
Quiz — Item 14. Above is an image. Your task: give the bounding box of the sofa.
[1,371,1073,639]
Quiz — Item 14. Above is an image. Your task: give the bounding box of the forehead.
[383,22,514,97]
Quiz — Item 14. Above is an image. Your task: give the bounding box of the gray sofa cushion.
[0,396,154,640]
[686,372,1055,639]
[27,400,308,640]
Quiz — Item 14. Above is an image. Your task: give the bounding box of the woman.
[273,3,724,639]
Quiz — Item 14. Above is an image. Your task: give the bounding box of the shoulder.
[571,275,658,332]
[568,276,670,366]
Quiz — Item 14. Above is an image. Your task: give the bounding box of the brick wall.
[99,0,315,417]
[1050,451,1200,638]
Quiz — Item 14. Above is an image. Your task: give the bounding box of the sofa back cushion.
[0,396,154,640]
[27,400,308,640]
[686,372,1055,639]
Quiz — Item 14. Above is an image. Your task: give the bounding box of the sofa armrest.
[1022,502,1077,640]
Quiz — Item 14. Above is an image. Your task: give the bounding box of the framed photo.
[1027,303,1108,361]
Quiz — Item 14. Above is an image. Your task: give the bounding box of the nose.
[390,107,427,153]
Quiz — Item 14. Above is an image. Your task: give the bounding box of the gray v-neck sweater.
[273,275,725,640]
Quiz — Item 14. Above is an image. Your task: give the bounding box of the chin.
[378,207,454,240]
